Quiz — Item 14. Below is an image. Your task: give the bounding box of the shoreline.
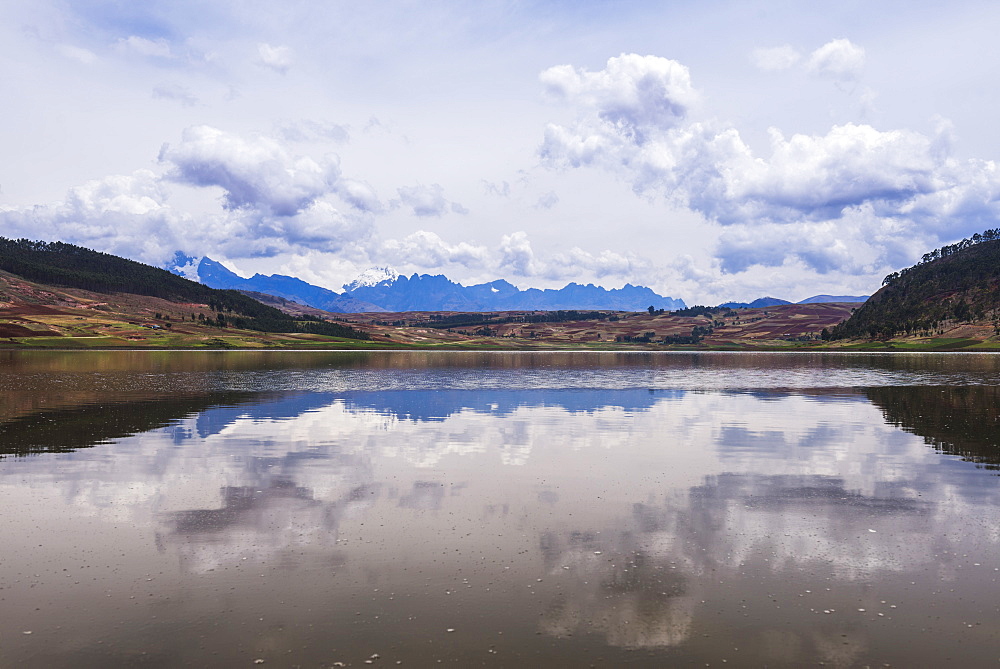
[3,339,999,353]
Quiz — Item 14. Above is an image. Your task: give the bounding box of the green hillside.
[830,229,1000,340]
[0,238,369,340]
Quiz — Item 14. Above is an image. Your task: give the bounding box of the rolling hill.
[0,238,369,341]
[830,229,1000,340]
[0,237,961,350]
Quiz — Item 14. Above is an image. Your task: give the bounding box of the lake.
[0,350,998,667]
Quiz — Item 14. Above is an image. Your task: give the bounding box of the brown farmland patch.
[0,324,61,337]
[338,303,858,347]
[0,304,71,317]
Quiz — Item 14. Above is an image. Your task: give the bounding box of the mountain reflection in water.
[0,357,999,667]
[867,385,1000,470]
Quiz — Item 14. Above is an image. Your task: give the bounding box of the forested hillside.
[0,238,369,340]
[830,229,1000,340]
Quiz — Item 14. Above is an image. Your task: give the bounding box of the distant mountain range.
[344,273,687,312]
[169,254,386,313]
[168,254,688,313]
[167,253,868,314]
[718,296,791,309]
[719,295,868,309]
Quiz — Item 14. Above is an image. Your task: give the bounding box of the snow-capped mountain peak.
[166,252,204,283]
[343,266,399,292]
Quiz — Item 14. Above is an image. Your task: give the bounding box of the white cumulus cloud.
[0,170,185,265]
[541,53,698,143]
[544,247,643,281]
[539,52,1000,276]
[159,125,342,217]
[1,126,381,265]
[806,38,865,82]
[380,230,488,268]
[336,179,383,213]
[498,231,539,276]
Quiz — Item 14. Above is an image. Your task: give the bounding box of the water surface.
[1,351,998,667]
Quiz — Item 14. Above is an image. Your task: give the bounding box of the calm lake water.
[1,350,999,667]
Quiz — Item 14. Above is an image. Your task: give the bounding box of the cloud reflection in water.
[1,386,999,666]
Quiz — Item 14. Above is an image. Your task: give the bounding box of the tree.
[647,305,655,315]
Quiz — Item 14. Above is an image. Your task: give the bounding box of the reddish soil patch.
[0,324,61,337]
[346,303,859,346]
[0,304,70,317]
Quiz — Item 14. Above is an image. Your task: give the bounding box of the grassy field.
[2,270,998,351]
[5,310,997,352]
[837,337,1000,351]
[5,326,999,352]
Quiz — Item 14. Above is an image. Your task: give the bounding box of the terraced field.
[0,271,376,349]
[3,266,997,350]
[347,302,859,347]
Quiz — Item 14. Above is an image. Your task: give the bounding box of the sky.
[2,0,1000,304]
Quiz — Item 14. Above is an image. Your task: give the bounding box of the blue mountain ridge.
[344,273,687,312]
[717,296,792,309]
[167,253,865,314]
[795,294,869,304]
[718,295,868,309]
[188,389,685,440]
[168,253,687,312]
[168,253,385,313]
